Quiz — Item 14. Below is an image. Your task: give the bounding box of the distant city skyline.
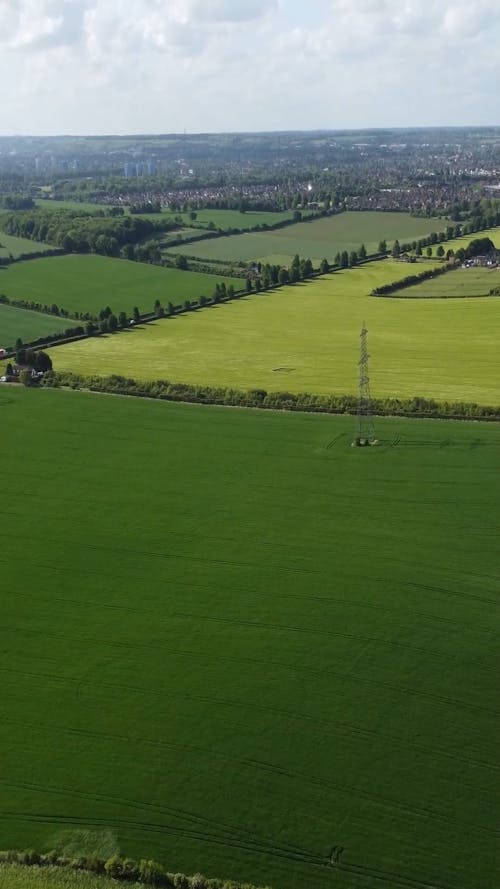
[0,0,499,137]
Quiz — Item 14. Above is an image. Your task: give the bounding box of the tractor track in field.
[4,699,497,777]
[405,579,499,607]
[3,659,497,748]
[4,616,497,707]
[2,633,497,724]
[1,713,496,840]
[3,577,497,643]
[0,800,468,889]
[0,784,327,867]
[14,534,320,578]
[0,807,465,888]
[174,611,499,674]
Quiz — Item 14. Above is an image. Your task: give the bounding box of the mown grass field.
[1,388,498,889]
[48,260,500,405]
[0,231,54,259]
[393,266,500,298]
[0,865,137,889]
[165,212,442,264]
[0,303,69,349]
[0,255,242,317]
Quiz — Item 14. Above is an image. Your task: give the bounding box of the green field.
[168,209,294,230]
[1,388,498,889]
[35,200,116,214]
[0,255,242,317]
[0,303,69,349]
[393,266,500,298]
[47,261,500,405]
[165,212,442,264]
[34,201,294,232]
[135,208,294,230]
[0,232,54,259]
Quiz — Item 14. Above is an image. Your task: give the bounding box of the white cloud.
[0,0,498,133]
[189,0,278,23]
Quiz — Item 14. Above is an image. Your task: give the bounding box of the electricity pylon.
[354,322,375,444]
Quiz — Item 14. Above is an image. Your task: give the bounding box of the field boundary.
[0,850,272,889]
[1,253,390,355]
[40,371,500,421]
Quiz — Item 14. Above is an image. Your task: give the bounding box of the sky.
[0,0,499,135]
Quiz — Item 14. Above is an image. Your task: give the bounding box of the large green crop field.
[165,212,442,264]
[48,261,500,405]
[0,303,69,349]
[1,388,498,889]
[0,255,241,317]
[0,232,54,259]
[393,266,500,298]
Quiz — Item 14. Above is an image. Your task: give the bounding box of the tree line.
[0,849,271,889]
[371,237,498,296]
[41,371,499,421]
[385,214,500,259]
[0,195,35,210]
[371,265,454,296]
[0,292,81,318]
[1,208,178,257]
[0,247,65,266]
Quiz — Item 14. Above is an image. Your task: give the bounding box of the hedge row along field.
[0,850,270,889]
[45,261,500,406]
[40,371,500,421]
[1,387,498,889]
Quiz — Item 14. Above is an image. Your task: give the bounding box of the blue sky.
[0,0,499,135]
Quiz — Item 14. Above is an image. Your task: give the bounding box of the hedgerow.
[371,264,454,296]
[41,372,500,421]
[0,849,272,889]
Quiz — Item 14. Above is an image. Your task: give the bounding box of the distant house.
[466,250,498,269]
[464,252,498,268]
[11,364,44,380]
